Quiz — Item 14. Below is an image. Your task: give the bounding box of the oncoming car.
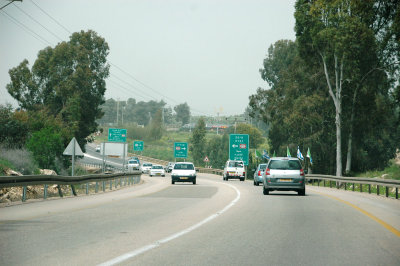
[140,163,153,174]
[171,162,196,185]
[262,157,305,196]
[150,165,165,177]
[126,159,140,172]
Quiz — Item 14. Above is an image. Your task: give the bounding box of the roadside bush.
[0,146,38,175]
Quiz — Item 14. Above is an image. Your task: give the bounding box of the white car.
[171,162,197,185]
[126,159,140,172]
[149,165,165,177]
[95,145,101,152]
[223,160,245,181]
[140,163,153,174]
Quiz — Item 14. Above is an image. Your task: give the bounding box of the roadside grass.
[0,147,39,175]
[0,158,15,175]
[354,160,400,180]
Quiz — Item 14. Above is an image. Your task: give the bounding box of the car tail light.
[300,169,305,177]
[265,168,270,176]
[243,172,245,176]
[258,170,261,176]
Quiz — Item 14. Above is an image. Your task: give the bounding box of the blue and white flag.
[297,146,304,160]
[262,150,270,160]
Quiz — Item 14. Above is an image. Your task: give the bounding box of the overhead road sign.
[108,128,127,142]
[229,134,249,165]
[134,141,144,151]
[174,142,188,158]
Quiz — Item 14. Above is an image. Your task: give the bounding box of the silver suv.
[262,157,305,196]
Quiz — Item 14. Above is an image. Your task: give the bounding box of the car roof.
[269,157,300,160]
[174,162,194,165]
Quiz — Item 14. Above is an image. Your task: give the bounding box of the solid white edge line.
[97,182,241,266]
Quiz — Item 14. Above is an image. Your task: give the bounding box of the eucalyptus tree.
[7,30,110,150]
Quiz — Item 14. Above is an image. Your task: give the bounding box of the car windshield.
[268,160,301,170]
[174,164,194,170]
[128,160,138,164]
[228,161,243,168]
[152,166,162,169]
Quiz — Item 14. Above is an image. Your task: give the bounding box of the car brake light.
[258,170,261,176]
[266,168,270,176]
[300,169,304,176]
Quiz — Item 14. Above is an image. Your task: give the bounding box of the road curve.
[1,173,399,266]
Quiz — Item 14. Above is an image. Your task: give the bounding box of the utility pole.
[116,99,119,125]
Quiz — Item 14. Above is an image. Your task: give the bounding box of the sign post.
[63,137,83,195]
[174,142,188,160]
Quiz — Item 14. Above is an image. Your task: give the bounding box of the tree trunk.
[345,98,356,174]
[321,53,343,177]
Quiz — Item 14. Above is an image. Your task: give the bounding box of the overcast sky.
[0,0,296,116]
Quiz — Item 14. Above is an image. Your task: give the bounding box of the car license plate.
[279,179,292,182]
[156,173,161,176]
[180,177,188,180]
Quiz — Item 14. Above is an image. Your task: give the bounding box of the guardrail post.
[103,181,105,192]
[317,180,320,187]
[95,182,99,193]
[344,183,347,190]
[368,184,371,194]
[86,183,89,194]
[377,185,380,196]
[57,185,63,197]
[336,181,339,189]
[385,187,389,197]
[396,188,398,199]
[360,184,362,193]
[352,183,355,191]
[109,180,112,190]
[323,180,326,187]
[115,178,117,189]
[44,184,48,199]
[22,186,27,202]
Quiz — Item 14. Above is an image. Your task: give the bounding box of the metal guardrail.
[197,167,399,199]
[0,171,142,202]
[306,174,400,199]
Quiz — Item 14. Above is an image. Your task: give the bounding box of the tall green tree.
[295,0,399,175]
[7,30,110,150]
[148,109,164,140]
[174,103,191,126]
[190,117,206,165]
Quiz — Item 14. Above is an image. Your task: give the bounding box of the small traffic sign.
[229,134,249,165]
[133,141,144,151]
[204,156,209,162]
[108,128,127,142]
[174,142,188,158]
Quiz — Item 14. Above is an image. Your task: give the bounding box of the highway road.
[1,169,399,265]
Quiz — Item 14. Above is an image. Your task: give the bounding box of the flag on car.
[262,150,270,160]
[307,148,313,164]
[297,146,304,160]
[287,146,291,157]
[255,149,262,158]
[273,150,276,157]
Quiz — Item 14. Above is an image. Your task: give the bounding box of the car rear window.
[143,163,152,166]
[268,160,301,170]
[228,161,243,168]
[174,164,194,170]
[152,166,163,169]
[128,160,138,164]
[259,164,267,170]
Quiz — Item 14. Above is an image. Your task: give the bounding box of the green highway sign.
[108,128,127,142]
[174,142,188,158]
[133,141,144,151]
[229,134,249,165]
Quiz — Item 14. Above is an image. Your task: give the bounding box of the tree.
[0,104,29,148]
[26,127,63,170]
[174,103,191,126]
[295,0,399,175]
[235,123,265,149]
[190,117,206,165]
[148,109,163,140]
[7,30,110,150]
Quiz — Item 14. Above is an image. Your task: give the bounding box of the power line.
[0,9,51,46]
[13,2,64,42]
[0,0,21,10]
[29,0,71,34]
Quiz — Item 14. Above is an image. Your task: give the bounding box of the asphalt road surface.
[1,173,399,266]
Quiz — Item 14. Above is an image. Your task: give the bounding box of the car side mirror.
[196,168,199,172]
